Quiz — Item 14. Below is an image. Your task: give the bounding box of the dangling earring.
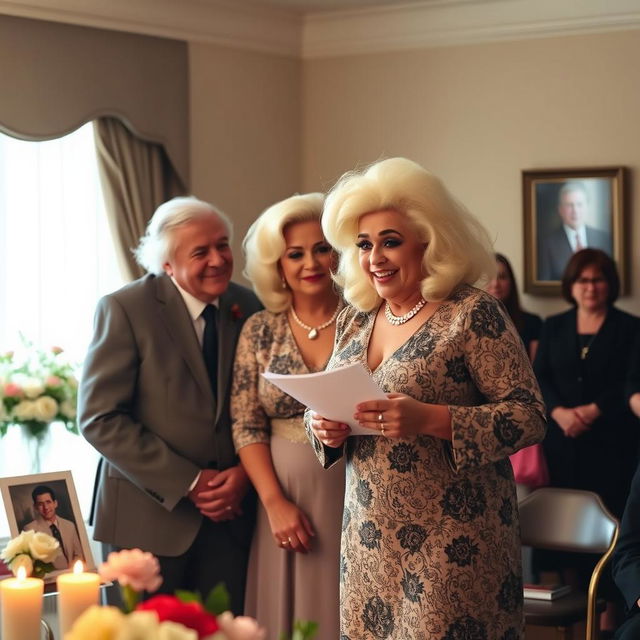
[281,277,287,289]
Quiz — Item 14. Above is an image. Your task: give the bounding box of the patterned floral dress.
[306,286,546,640]
[231,310,344,639]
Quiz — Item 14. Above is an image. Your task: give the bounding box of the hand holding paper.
[262,363,387,436]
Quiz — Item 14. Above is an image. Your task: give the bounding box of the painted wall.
[190,42,301,280]
[302,30,640,318]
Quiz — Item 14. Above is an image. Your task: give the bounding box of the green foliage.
[204,582,231,616]
[280,620,319,640]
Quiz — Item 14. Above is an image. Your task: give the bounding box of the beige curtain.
[94,117,186,282]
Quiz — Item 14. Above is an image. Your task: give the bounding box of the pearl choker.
[290,302,342,340]
[384,297,427,325]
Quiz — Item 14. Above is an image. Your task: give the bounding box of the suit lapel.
[155,276,213,402]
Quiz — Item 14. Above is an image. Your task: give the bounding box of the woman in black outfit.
[534,248,640,632]
[534,248,639,517]
[487,253,542,360]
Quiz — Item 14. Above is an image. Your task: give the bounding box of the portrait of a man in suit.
[78,196,262,611]
[23,484,84,570]
[537,180,612,281]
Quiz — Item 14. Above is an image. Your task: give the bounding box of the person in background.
[78,196,262,611]
[231,193,344,639]
[24,484,83,570]
[487,253,542,361]
[534,248,640,631]
[308,157,546,639]
[612,462,640,639]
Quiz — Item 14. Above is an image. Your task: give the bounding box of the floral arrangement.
[0,530,61,578]
[0,339,79,441]
[64,549,317,640]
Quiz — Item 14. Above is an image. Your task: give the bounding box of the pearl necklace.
[290,302,342,340]
[385,297,427,325]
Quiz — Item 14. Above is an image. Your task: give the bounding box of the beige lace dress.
[306,286,546,640]
[231,310,345,640]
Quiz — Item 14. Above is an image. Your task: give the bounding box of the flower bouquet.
[64,549,317,640]
[0,340,79,470]
[0,530,61,578]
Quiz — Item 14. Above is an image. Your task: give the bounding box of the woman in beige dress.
[307,158,546,640]
[231,193,344,639]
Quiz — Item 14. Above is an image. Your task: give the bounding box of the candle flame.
[16,566,27,580]
[73,560,84,574]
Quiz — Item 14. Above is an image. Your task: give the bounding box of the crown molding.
[1,0,639,59]
[0,0,302,56]
[302,0,640,58]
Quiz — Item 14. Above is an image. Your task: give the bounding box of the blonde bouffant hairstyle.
[322,157,496,312]
[243,192,325,312]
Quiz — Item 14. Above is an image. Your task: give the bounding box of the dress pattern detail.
[232,310,344,639]
[306,286,546,639]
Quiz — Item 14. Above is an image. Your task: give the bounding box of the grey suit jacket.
[24,516,83,570]
[538,225,612,281]
[78,274,262,556]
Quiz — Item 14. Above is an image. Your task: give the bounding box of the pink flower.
[98,548,163,593]
[217,611,267,640]
[51,346,63,355]
[3,383,23,397]
[45,376,62,387]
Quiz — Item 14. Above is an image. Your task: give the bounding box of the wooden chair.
[518,488,619,640]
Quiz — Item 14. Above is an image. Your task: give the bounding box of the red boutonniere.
[230,304,243,320]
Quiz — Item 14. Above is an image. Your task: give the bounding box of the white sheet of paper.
[262,362,387,436]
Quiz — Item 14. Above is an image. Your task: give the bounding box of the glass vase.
[20,422,51,474]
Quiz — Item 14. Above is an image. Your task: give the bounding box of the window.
[0,123,124,537]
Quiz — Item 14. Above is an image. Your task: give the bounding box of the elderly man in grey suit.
[24,485,84,570]
[538,181,612,281]
[78,196,261,611]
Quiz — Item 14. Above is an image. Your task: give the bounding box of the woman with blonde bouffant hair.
[306,157,546,639]
[231,192,344,639]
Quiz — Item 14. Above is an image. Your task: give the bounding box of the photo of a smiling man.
[23,483,84,570]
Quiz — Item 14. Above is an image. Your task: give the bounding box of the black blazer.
[534,306,640,516]
[613,462,640,614]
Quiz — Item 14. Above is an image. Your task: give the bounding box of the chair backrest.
[519,487,617,553]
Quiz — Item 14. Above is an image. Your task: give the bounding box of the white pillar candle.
[0,567,44,640]
[57,561,100,636]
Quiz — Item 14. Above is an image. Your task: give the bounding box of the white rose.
[21,377,45,399]
[33,396,59,422]
[60,399,77,419]
[12,400,36,421]
[29,531,61,562]
[1,530,35,561]
[157,621,199,640]
[67,375,78,389]
[9,553,34,576]
[115,611,160,640]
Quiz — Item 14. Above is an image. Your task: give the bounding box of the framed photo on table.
[522,166,627,295]
[0,470,96,580]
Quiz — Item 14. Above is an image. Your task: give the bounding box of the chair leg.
[555,626,572,640]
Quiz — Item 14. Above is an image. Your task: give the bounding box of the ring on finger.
[381,424,385,436]
[378,412,384,423]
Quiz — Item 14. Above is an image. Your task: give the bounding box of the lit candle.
[57,560,100,636]
[0,566,44,640]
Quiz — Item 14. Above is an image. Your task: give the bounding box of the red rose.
[230,304,243,320]
[137,595,219,638]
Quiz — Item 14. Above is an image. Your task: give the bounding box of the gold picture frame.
[523,166,627,295]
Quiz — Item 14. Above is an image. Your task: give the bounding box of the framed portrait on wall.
[522,166,627,295]
[0,470,96,580]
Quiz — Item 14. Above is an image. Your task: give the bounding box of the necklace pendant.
[581,346,589,360]
[308,328,319,340]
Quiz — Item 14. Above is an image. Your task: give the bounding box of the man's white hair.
[134,196,233,275]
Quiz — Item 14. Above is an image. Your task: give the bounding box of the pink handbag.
[509,444,549,488]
